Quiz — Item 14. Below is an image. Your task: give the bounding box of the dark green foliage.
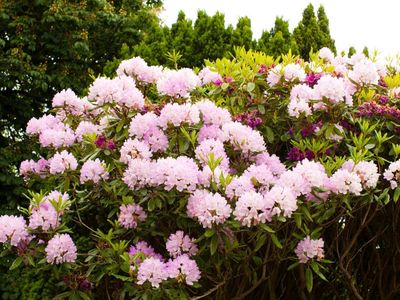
[348,46,356,57]
[259,17,299,57]
[363,46,370,58]
[0,0,162,297]
[0,0,161,212]
[232,17,253,50]
[293,4,335,59]
[169,11,195,67]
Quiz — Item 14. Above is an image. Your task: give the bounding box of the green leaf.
[210,235,218,255]
[53,291,74,299]
[394,187,400,203]
[287,261,299,271]
[259,223,275,233]
[9,257,23,270]
[204,228,215,238]
[247,82,255,92]
[257,104,266,115]
[265,126,274,143]
[310,261,328,281]
[305,267,313,292]
[77,291,92,300]
[255,234,267,251]
[270,233,283,249]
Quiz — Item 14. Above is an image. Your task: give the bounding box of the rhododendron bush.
[4,48,400,299]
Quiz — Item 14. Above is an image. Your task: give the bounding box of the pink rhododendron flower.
[0,215,30,247]
[187,190,232,228]
[75,121,103,142]
[118,204,147,229]
[49,151,78,174]
[221,122,266,154]
[136,257,168,288]
[117,57,163,84]
[233,191,274,226]
[156,68,201,97]
[166,231,198,258]
[80,159,109,184]
[45,234,77,264]
[166,254,201,285]
[198,67,223,85]
[283,63,306,82]
[159,103,200,129]
[120,138,153,164]
[383,160,400,189]
[295,236,324,263]
[195,99,231,126]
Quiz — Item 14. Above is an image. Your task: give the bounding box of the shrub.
[2,47,400,299]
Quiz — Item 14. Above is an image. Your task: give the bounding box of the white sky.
[160,0,400,58]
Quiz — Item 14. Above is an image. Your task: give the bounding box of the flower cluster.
[295,236,325,263]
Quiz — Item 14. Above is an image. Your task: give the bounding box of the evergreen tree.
[317,6,336,53]
[266,17,299,57]
[193,11,229,66]
[293,4,335,59]
[257,30,271,54]
[168,11,194,67]
[232,17,253,50]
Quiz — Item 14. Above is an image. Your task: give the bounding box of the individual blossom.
[118,204,147,229]
[88,76,145,109]
[157,68,201,98]
[116,57,163,84]
[195,99,231,126]
[158,103,200,129]
[288,84,314,117]
[45,234,77,264]
[29,202,59,231]
[166,231,198,258]
[341,160,379,189]
[75,121,103,142]
[313,75,347,104]
[233,191,274,226]
[329,169,362,195]
[265,185,297,218]
[156,156,199,192]
[383,160,400,189]
[348,59,380,85]
[197,124,223,143]
[26,115,61,136]
[120,138,153,164]
[221,122,266,155]
[195,138,229,171]
[267,65,282,86]
[136,257,168,288]
[129,241,163,263]
[187,190,232,228]
[318,47,334,62]
[48,151,78,175]
[198,67,223,85]
[283,63,306,82]
[0,215,30,247]
[123,159,154,190]
[80,159,109,184]
[19,158,49,178]
[52,89,88,116]
[39,124,76,149]
[254,152,286,177]
[166,254,201,285]
[295,236,325,264]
